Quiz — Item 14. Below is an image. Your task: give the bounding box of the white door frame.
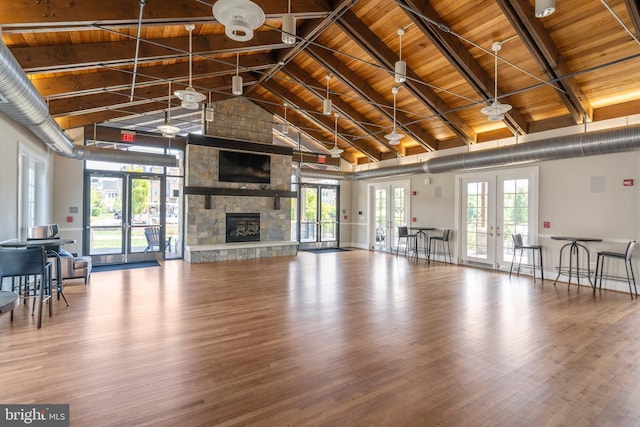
[454,166,539,270]
[368,179,411,252]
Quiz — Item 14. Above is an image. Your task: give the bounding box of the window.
[18,145,47,239]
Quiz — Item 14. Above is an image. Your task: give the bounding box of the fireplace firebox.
[226,213,260,243]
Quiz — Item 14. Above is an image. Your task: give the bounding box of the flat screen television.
[218,150,271,184]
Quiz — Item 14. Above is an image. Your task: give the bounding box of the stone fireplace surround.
[184,133,298,263]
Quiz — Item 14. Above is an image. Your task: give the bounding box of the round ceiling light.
[174,87,207,109]
[213,0,265,42]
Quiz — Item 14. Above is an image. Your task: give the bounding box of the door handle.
[489,226,494,237]
[496,226,501,237]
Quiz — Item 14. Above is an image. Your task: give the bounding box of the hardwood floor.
[2,249,640,426]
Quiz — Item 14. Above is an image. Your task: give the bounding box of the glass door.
[300,185,318,244]
[370,180,410,252]
[298,184,340,249]
[457,167,538,270]
[86,172,165,265]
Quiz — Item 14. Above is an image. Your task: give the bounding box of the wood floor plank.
[1,250,639,426]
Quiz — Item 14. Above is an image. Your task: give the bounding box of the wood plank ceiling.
[2,0,640,165]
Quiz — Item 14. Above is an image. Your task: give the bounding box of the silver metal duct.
[0,38,177,167]
[301,124,640,180]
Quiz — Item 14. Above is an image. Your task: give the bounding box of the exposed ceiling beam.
[497,0,593,124]
[304,44,436,152]
[14,32,287,74]
[336,9,475,144]
[0,0,330,27]
[625,0,640,36]
[55,102,169,130]
[261,78,379,162]
[48,75,256,117]
[282,62,401,158]
[33,54,275,99]
[246,92,353,157]
[400,0,529,135]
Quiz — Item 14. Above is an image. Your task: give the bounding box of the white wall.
[52,153,85,254]
[343,150,640,293]
[0,112,53,242]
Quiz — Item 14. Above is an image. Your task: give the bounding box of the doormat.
[92,261,161,272]
[302,248,351,254]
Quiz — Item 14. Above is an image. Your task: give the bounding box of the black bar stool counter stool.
[509,234,543,282]
[428,229,452,264]
[396,226,418,259]
[594,241,637,299]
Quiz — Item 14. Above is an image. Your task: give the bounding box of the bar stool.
[396,226,418,259]
[428,229,452,264]
[594,241,637,299]
[509,234,543,282]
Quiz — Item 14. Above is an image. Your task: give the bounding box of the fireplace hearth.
[226,213,260,243]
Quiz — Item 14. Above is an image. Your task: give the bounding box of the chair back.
[625,241,637,261]
[28,224,59,239]
[145,227,161,246]
[442,229,451,241]
[398,226,408,237]
[0,247,48,279]
[512,233,524,248]
[27,224,61,253]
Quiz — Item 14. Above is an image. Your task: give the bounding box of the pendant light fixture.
[212,0,265,42]
[282,0,296,44]
[394,28,406,83]
[174,24,206,109]
[385,86,404,145]
[535,0,555,18]
[205,92,215,122]
[232,52,243,95]
[282,102,289,134]
[480,41,512,122]
[323,74,332,115]
[329,112,343,158]
[157,82,180,137]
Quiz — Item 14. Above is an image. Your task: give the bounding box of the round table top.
[550,236,603,243]
[409,227,436,231]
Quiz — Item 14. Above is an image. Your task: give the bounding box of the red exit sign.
[120,130,136,143]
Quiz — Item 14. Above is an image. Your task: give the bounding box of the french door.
[298,184,339,249]
[370,180,410,252]
[457,167,538,270]
[85,172,166,264]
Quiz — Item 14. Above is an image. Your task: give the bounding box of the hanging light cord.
[188,27,193,87]
[236,52,239,76]
[326,75,330,99]
[334,113,338,148]
[493,50,498,102]
[393,88,397,132]
[167,81,172,121]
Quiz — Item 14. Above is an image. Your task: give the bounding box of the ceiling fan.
[174,24,206,109]
[480,41,512,121]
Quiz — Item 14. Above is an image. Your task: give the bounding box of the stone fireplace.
[183,97,298,263]
[226,213,260,243]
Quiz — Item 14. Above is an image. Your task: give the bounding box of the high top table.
[1,239,76,305]
[551,236,603,288]
[409,227,436,258]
